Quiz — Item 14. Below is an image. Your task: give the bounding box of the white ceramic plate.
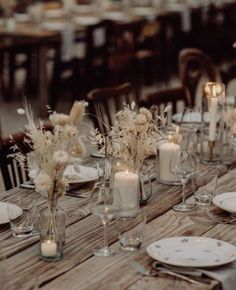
[146,236,236,268]
[63,165,98,184]
[44,9,64,18]
[172,112,218,123]
[0,202,22,224]
[103,11,130,22]
[73,4,94,14]
[213,192,236,214]
[129,7,155,17]
[73,16,100,26]
[14,13,30,22]
[41,21,67,31]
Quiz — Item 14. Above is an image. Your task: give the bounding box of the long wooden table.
[1,160,236,290]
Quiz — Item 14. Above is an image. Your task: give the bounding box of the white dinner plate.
[213,192,236,214]
[44,9,65,18]
[63,165,98,184]
[14,13,31,22]
[73,16,100,26]
[73,4,94,14]
[0,202,22,224]
[41,21,67,31]
[172,112,218,123]
[129,7,155,17]
[103,11,131,22]
[146,236,236,268]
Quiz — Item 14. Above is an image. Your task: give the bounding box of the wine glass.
[180,106,202,158]
[90,182,120,256]
[180,106,202,132]
[170,149,196,212]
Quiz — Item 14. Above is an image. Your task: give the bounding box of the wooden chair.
[0,131,31,190]
[50,20,111,109]
[87,82,134,134]
[178,48,221,106]
[146,86,189,117]
[0,124,52,190]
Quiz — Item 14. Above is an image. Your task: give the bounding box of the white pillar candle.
[209,97,218,141]
[159,142,180,182]
[41,240,57,257]
[114,170,139,210]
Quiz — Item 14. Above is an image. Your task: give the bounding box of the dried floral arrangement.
[90,102,170,171]
[11,100,88,207]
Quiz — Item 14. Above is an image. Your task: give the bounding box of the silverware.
[131,261,205,286]
[66,192,88,198]
[206,211,236,224]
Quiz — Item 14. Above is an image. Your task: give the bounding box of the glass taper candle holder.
[200,82,225,164]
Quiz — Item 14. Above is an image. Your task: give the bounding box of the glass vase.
[39,200,65,262]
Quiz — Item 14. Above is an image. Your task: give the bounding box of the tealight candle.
[114,170,139,210]
[41,240,57,257]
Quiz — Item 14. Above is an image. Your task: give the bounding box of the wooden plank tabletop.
[0,160,235,290]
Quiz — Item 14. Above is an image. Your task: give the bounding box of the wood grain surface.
[0,161,234,290]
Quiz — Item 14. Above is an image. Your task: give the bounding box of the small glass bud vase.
[39,200,65,262]
[200,82,225,164]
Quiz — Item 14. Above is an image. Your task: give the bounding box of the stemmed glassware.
[180,106,202,153]
[180,106,202,132]
[90,182,120,256]
[170,149,196,212]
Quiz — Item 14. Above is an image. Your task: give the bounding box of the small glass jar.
[39,203,65,261]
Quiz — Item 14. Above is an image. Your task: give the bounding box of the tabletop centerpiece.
[12,100,88,261]
[90,102,165,208]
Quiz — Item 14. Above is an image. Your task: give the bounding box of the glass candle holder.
[200,82,225,164]
[156,125,190,185]
[39,204,65,261]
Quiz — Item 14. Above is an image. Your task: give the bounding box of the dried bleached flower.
[34,172,52,193]
[11,100,87,207]
[90,102,163,171]
[70,100,88,125]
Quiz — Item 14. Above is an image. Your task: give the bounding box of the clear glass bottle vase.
[39,199,65,262]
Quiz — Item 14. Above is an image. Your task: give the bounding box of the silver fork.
[131,261,206,286]
[206,211,236,224]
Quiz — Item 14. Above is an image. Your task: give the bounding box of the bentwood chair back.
[0,124,53,190]
[0,131,31,190]
[146,87,189,118]
[87,82,134,134]
[178,48,221,105]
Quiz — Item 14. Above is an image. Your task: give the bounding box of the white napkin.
[64,165,98,182]
[61,24,75,61]
[200,261,236,290]
[165,4,191,32]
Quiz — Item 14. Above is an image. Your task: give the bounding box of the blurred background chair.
[145,86,189,118]
[87,82,135,134]
[0,131,31,190]
[178,48,221,106]
[50,20,111,109]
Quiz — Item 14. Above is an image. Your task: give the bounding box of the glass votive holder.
[194,173,218,206]
[7,197,36,238]
[117,208,146,251]
[39,205,65,261]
